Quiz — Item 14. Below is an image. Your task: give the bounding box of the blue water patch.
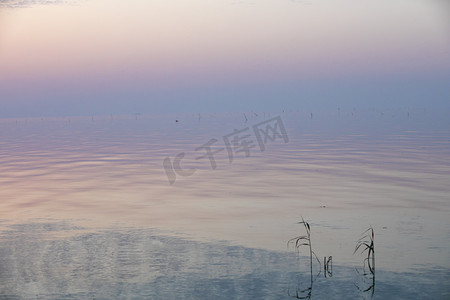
[0,222,448,299]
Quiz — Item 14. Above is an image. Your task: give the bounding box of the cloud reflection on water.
[0,221,448,299]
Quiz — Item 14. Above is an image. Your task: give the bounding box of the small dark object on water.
[175,120,179,122]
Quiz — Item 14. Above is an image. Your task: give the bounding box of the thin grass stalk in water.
[354,227,375,275]
[354,227,375,298]
[287,217,321,298]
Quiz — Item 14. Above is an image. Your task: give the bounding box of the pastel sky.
[0,0,449,117]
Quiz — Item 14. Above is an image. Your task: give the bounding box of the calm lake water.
[0,110,449,299]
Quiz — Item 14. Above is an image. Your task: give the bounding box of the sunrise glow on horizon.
[1,0,449,117]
